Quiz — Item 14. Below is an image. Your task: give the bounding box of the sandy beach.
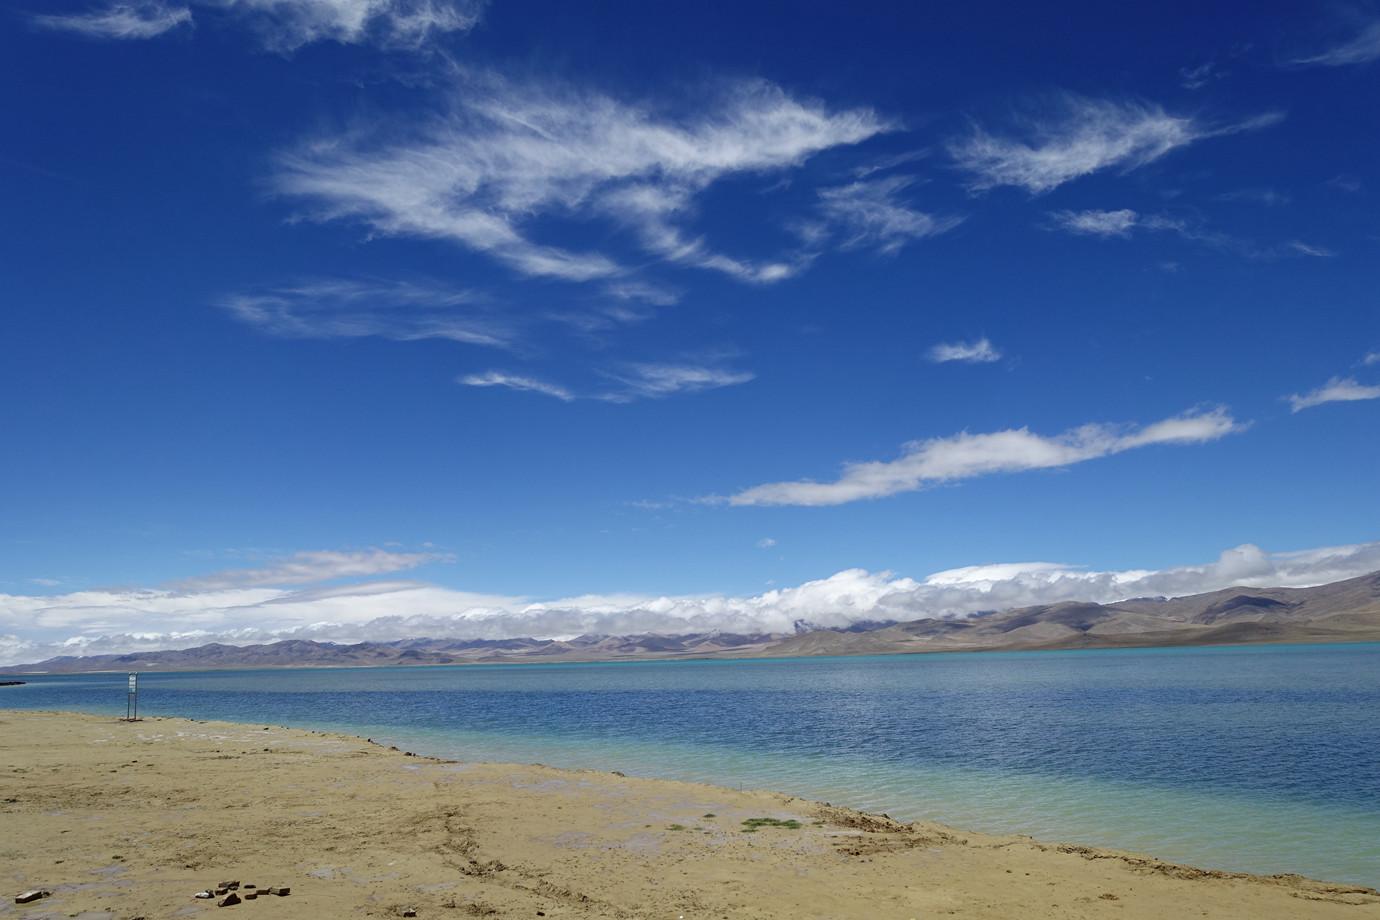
[2,710,1376,920]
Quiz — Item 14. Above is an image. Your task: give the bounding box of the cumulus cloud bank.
[3,541,1377,667]
[724,406,1243,507]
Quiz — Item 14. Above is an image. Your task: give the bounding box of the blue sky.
[2,0,1378,664]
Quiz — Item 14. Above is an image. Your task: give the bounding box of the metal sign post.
[125,672,138,721]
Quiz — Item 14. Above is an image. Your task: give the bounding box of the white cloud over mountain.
[3,541,1377,667]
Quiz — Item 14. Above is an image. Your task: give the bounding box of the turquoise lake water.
[5,642,1378,887]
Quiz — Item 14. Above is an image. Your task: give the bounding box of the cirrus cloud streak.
[724,406,1244,507]
[162,548,451,591]
[32,1,192,39]
[1288,19,1380,67]
[949,94,1282,194]
[1048,208,1332,260]
[1286,376,1380,413]
[272,72,891,285]
[222,278,511,348]
[32,0,481,50]
[459,360,754,403]
[927,337,1001,364]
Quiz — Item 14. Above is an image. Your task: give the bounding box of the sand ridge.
[1,710,1376,920]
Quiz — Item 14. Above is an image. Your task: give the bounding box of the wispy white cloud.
[34,0,481,50]
[33,1,192,39]
[1287,19,1380,67]
[756,537,776,549]
[1050,208,1138,237]
[222,278,511,347]
[219,0,482,52]
[1325,174,1364,195]
[1048,208,1334,259]
[3,540,1377,667]
[949,94,1282,194]
[458,371,576,401]
[458,360,753,403]
[1283,240,1335,258]
[163,548,449,591]
[927,337,1001,364]
[598,362,754,402]
[1363,352,1380,367]
[272,72,890,284]
[600,280,681,308]
[1212,187,1289,207]
[1286,376,1380,412]
[816,176,960,255]
[722,406,1244,507]
[1179,62,1222,91]
[224,280,749,403]
[850,149,930,179]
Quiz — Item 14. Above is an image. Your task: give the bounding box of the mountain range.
[5,571,1379,674]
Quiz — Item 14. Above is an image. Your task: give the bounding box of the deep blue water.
[4,642,1378,886]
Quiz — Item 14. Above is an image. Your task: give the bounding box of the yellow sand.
[2,710,1376,920]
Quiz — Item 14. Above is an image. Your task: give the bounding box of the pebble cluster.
[192,880,291,907]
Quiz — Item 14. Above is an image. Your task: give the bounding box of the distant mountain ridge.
[762,570,1380,658]
[5,571,1379,673]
